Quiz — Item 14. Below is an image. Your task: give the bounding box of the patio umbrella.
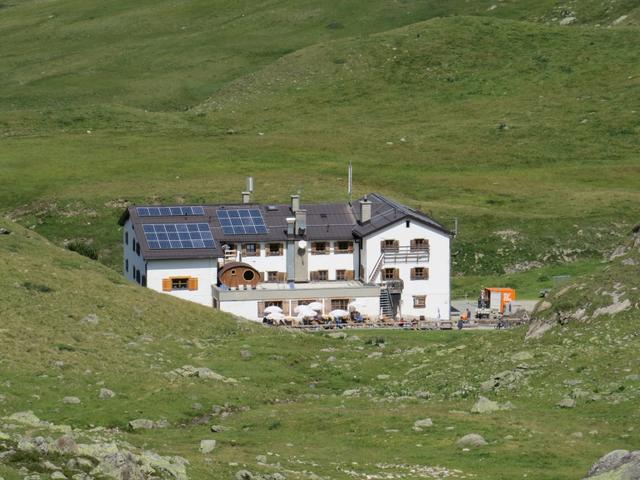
[294,305,317,315]
[307,302,324,311]
[329,309,349,319]
[263,305,283,315]
[266,312,286,321]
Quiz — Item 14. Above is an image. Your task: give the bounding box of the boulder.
[199,440,216,454]
[413,418,433,431]
[236,471,255,480]
[99,388,115,399]
[62,396,81,405]
[583,449,640,479]
[456,433,487,448]
[471,397,501,414]
[557,398,576,409]
[128,419,168,431]
[210,425,226,433]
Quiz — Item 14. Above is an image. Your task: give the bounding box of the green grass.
[1,219,639,479]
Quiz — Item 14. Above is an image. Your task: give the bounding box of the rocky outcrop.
[583,449,640,479]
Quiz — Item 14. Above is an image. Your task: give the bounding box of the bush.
[66,240,98,260]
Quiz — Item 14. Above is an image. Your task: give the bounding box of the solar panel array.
[216,209,268,235]
[142,223,215,249]
[137,206,205,217]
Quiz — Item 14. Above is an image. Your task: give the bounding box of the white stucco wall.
[123,219,147,285]
[362,220,451,320]
[146,258,218,307]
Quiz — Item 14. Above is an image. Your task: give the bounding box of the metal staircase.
[379,287,394,317]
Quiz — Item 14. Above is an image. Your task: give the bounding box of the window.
[336,269,346,280]
[171,277,189,290]
[311,242,328,254]
[381,239,399,252]
[125,231,129,245]
[243,270,255,281]
[243,243,259,257]
[411,267,429,280]
[136,242,140,256]
[267,271,278,282]
[311,270,328,281]
[267,243,283,256]
[331,298,350,311]
[141,275,147,287]
[335,241,353,254]
[131,239,136,252]
[411,238,429,251]
[413,296,426,308]
[406,220,410,228]
[136,270,141,284]
[125,259,129,273]
[383,268,399,280]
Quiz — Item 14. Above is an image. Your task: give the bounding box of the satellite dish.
[298,240,307,249]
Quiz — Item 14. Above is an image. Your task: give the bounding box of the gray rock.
[471,397,501,414]
[81,314,100,325]
[199,439,216,454]
[90,451,144,480]
[557,398,576,408]
[413,418,433,431]
[51,472,67,479]
[210,425,226,433]
[584,449,640,478]
[240,350,252,359]
[127,419,168,431]
[236,470,255,480]
[98,388,115,399]
[62,396,81,405]
[256,454,267,464]
[456,433,487,448]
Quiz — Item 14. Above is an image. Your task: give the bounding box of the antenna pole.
[348,161,353,204]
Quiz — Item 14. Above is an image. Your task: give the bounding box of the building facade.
[118,192,453,322]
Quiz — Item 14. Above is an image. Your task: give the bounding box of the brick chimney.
[360,196,372,223]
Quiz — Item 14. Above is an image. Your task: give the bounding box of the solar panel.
[216,208,268,235]
[137,206,205,217]
[142,223,215,249]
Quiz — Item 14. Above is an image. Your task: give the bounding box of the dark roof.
[352,193,452,237]
[119,193,450,260]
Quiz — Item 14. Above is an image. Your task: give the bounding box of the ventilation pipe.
[246,176,254,193]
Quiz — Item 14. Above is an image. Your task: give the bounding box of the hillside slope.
[1,220,640,479]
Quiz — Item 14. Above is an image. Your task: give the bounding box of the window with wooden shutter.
[335,241,353,254]
[383,268,395,280]
[411,238,429,252]
[413,296,426,308]
[411,267,428,280]
[188,278,198,290]
[335,270,346,281]
[311,242,328,254]
[381,239,399,253]
[242,243,259,257]
[162,278,172,291]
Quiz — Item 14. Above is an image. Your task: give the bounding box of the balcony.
[381,246,429,263]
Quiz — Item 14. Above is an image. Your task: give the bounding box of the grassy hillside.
[1,221,639,479]
[0,1,639,294]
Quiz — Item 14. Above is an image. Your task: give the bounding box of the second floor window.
[411,238,429,251]
[335,241,353,253]
[383,268,399,280]
[311,242,328,254]
[243,243,259,256]
[381,239,399,252]
[411,267,429,280]
[267,243,283,256]
[267,271,278,282]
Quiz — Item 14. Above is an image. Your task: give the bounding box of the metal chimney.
[290,194,300,213]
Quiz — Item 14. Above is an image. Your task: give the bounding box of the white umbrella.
[294,305,316,315]
[348,300,366,312]
[297,307,317,319]
[330,309,349,319]
[266,312,285,321]
[263,305,283,315]
[307,302,324,311]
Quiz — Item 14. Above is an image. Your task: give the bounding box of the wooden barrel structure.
[218,261,261,289]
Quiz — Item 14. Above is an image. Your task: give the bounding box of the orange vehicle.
[476,287,517,319]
